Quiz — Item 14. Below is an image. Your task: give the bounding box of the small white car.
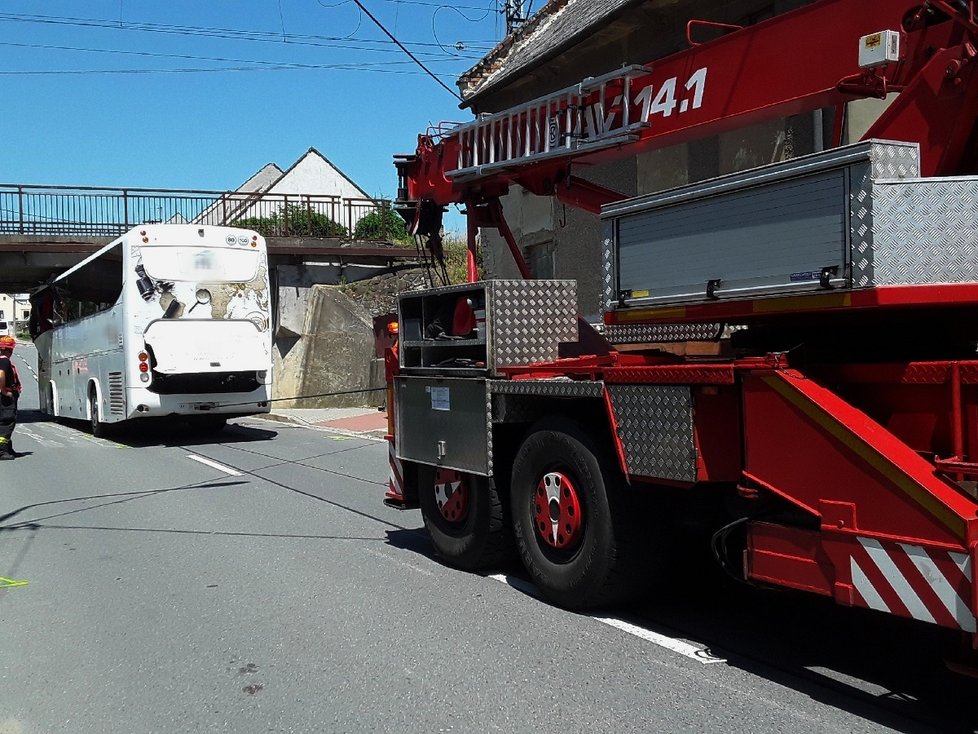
[0,320,9,337]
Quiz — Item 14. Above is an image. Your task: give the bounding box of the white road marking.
[489,573,540,597]
[14,425,63,448]
[594,616,726,664]
[47,425,105,446]
[490,573,726,665]
[186,454,242,476]
[363,545,434,577]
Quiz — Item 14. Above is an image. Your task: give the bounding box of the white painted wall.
[233,150,375,232]
[267,153,367,201]
[0,293,31,331]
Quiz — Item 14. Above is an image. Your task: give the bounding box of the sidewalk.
[262,406,389,439]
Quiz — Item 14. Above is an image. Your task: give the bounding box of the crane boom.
[397,1,978,225]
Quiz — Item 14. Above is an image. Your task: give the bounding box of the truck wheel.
[511,419,640,609]
[418,465,512,571]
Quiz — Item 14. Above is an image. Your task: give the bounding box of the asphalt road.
[1,342,976,733]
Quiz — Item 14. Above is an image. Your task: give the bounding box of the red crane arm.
[397,0,978,216]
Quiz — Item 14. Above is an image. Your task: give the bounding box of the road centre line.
[187,454,243,476]
[489,573,725,665]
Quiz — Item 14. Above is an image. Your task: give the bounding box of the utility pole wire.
[350,0,462,100]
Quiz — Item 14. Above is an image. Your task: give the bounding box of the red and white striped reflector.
[849,536,975,632]
[385,437,405,503]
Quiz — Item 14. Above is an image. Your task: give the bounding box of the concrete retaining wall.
[273,285,384,409]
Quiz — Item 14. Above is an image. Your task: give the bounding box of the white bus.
[30,224,273,435]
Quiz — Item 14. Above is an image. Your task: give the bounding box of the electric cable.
[348,0,462,99]
[0,40,448,69]
[0,66,458,77]
[0,12,498,52]
[431,1,495,57]
[316,0,365,39]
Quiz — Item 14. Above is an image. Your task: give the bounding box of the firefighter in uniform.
[0,335,21,460]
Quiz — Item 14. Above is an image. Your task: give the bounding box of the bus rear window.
[140,246,260,283]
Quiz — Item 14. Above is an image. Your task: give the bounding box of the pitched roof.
[270,147,371,198]
[458,0,642,107]
[236,163,284,193]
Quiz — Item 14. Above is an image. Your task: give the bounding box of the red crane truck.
[385,0,978,666]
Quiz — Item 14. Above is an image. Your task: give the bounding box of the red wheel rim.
[534,471,582,549]
[434,468,468,523]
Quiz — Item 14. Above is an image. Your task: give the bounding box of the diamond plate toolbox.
[859,177,978,286]
[601,139,923,309]
[487,279,578,371]
[398,279,577,376]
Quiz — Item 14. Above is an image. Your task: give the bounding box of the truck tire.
[418,464,512,571]
[511,419,641,609]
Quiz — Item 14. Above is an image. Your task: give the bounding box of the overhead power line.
[380,0,494,9]
[0,12,497,52]
[0,66,457,77]
[0,40,470,68]
[349,0,462,100]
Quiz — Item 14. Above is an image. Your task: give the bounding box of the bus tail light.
[138,350,151,379]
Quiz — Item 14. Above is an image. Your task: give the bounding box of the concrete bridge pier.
[1,235,422,410]
[271,262,413,409]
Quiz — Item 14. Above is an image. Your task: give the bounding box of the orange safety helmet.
[0,336,15,350]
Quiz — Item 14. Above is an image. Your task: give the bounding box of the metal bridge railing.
[0,184,409,241]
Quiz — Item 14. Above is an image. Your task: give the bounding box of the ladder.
[450,65,652,180]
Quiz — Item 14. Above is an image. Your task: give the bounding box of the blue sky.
[0,1,513,233]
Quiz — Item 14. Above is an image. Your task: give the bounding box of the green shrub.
[442,236,481,284]
[354,204,410,243]
[235,205,347,238]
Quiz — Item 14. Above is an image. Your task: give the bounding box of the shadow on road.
[625,573,978,733]
[115,419,279,448]
[20,412,278,447]
[384,526,434,560]
[386,523,977,733]
[0,479,249,529]
[15,408,49,424]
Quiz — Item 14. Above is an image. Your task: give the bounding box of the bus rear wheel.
[89,392,107,438]
[418,465,512,571]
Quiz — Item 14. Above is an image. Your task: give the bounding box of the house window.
[524,241,554,279]
[21,310,29,320]
[0,310,4,319]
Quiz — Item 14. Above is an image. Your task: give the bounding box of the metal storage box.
[398,279,578,376]
[601,139,941,310]
[395,376,490,474]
